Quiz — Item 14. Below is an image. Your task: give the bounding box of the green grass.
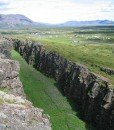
[12,35,114,85]
[11,50,94,130]
[2,26,114,85]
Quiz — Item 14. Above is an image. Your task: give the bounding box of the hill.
[0,14,45,28]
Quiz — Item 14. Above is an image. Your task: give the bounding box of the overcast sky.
[0,0,114,23]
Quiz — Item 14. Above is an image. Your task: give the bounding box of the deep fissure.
[11,38,114,130]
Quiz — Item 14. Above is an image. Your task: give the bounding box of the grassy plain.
[4,26,114,85]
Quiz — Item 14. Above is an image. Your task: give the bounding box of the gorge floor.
[11,50,95,130]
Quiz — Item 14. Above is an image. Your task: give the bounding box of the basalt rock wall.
[12,38,114,130]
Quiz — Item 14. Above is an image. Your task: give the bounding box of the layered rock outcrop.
[0,38,51,130]
[12,38,114,130]
[100,67,114,75]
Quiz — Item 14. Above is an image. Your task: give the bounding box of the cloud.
[0,0,11,5]
[0,1,9,9]
[0,0,11,11]
[0,2,7,6]
[100,1,114,12]
[0,0,114,23]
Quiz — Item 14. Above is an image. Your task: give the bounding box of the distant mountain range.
[56,20,114,27]
[0,14,114,28]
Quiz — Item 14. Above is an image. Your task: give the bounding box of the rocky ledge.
[0,38,51,130]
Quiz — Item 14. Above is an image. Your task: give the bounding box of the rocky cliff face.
[12,38,114,130]
[0,37,51,130]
